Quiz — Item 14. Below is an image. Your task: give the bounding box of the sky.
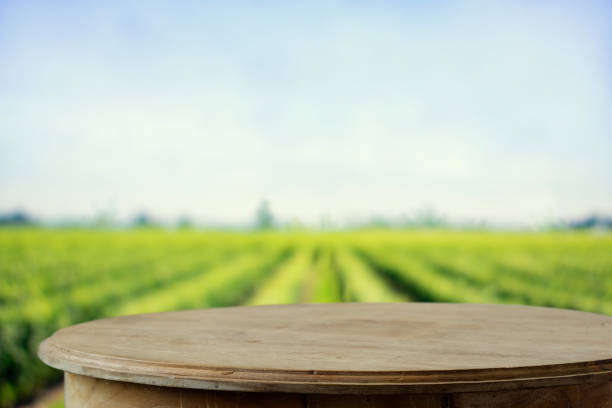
[1,1,611,226]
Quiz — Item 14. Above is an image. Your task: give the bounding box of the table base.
[64,372,612,408]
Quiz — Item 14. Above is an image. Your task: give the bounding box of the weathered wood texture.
[453,381,612,408]
[39,303,612,394]
[65,373,612,408]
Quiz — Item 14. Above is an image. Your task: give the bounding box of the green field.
[1,228,612,407]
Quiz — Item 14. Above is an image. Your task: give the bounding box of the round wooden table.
[38,303,612,407]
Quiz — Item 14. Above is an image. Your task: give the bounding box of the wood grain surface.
[40,303,612,394]
[65,372,612,408]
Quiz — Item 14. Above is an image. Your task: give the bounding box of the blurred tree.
[569,215,612,230]
[255,200,275,230]
[0,211,33,225]
[132,212,156,228]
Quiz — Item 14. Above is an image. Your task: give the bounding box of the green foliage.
[309,248,342,303]
[1,229,611,407]
[335,247,405,303]
[247,247,313,305]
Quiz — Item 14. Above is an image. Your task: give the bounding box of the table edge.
[38,336,612,394]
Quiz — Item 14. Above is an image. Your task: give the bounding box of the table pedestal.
[65,372,612,408]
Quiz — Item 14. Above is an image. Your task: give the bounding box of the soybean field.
[1,228,612,407]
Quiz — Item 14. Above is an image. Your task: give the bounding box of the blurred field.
[1,228,612,407]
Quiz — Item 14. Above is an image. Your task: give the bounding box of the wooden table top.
[38,303,612,394]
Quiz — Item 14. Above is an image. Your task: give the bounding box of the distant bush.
[569,215,612,230]
[0,212,33,226]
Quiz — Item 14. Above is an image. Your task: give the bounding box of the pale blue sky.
[1,1,611,225]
